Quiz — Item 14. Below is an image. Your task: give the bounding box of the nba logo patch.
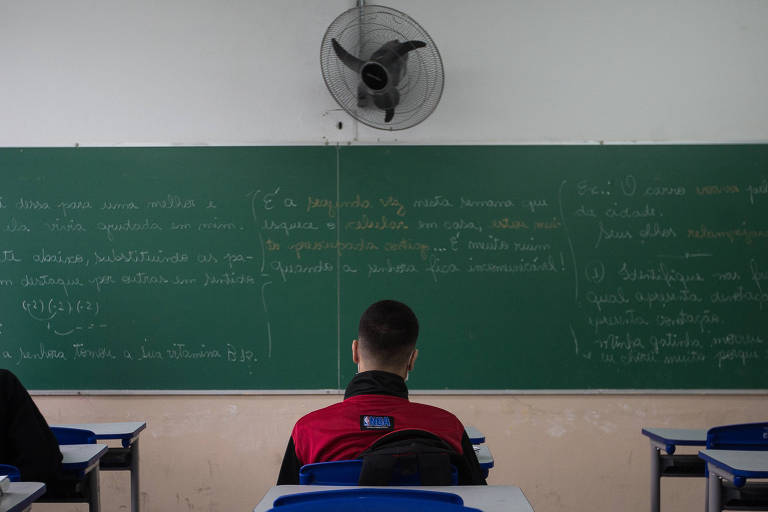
[360,415,394,431]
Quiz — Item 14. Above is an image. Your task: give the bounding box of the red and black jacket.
[277,371,486,485]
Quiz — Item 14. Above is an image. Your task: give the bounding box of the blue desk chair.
[300,460,458,486]
[50,426,96,445]
[707,423,768,452]
[0,464,21,482]
[300,460,362,485]
[705,422,768,511]
[268,488,482,512]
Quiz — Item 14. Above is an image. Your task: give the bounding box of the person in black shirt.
[0,369,62,483]
[277,300,486,485]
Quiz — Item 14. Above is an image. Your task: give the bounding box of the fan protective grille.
[320,5,444,131]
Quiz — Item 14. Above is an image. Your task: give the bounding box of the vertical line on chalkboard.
[558,180,579,302]
[261,281,273,358]
[336,144,342,389]
[250,189,274,358]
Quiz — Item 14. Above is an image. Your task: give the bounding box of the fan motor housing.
[360,61,390,92]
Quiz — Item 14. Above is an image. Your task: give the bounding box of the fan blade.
[373,90,400,123]
[357,84,371,108]
[395,40,426,57]
[370,40,424,65]
[331,38,364,72]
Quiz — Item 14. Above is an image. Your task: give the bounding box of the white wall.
[2,0,767,146]
[2,1,767,511]
[30,394,768,512]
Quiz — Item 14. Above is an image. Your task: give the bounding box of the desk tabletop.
[699,449,768,478]
[254,485,533,512]
[465,426,485,445]
[474,445,494,469]
[642,428,707,445]
[60,444,109,471]
[53,422,147,441]
[0,482,46,512]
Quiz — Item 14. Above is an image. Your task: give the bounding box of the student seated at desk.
[277,300,486,485]
[0,369,62,484]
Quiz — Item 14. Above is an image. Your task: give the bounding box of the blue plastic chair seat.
[299,459,458,485]
[0,464,21,482]
[268,488,482,512]
[707,423,768,451]
[50,426,96,445]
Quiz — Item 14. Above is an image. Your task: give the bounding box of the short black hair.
[358,300,419,366]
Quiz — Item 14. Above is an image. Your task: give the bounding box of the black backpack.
[357,429,469,486]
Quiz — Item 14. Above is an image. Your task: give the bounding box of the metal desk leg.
[650,444,660,512]
[88,466,101,512]
[131,439,140,512]
[705,470,709,512]
[707,470,721,512]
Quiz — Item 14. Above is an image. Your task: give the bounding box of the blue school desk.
[641,427,707,512]
[42,443,109,512]
[0,482,46,512]
[474,445,494,478]
[253,485,534,512]
[53,421,146,512]
[699,449,768,511]
[464,426,492,478]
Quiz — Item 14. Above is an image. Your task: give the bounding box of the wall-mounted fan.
[320,4,444,131]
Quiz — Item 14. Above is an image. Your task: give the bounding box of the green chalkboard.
[0,146,766,390]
